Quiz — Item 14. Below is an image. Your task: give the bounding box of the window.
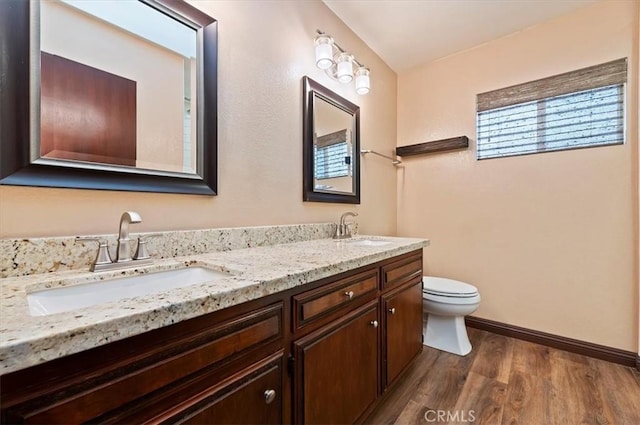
[315,142,350,179]
[314,129,352,180]
[476,58,627,160]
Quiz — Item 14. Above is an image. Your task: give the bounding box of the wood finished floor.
[366,328,640,425]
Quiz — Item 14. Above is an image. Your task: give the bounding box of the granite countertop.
[0,235,428,375]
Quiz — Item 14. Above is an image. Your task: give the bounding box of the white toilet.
[422,276,481,356]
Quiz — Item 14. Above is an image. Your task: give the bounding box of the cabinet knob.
[388,307,396,315]
[344,290,355,299]
[264,389,276,404]
[370,320,379,328]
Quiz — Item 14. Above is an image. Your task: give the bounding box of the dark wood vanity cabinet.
[291,250,423,424]
[0,302,286,424]
[0,249,423,425]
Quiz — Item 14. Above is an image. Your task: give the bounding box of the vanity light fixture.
[314,30,370,95]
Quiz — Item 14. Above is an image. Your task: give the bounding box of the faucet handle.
[75,237,113,268]
[133,234,161,260]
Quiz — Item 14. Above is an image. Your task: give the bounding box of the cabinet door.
[294,301,379,425]
[383,279,423,387]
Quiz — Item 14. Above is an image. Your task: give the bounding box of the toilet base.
[424,314,472,356]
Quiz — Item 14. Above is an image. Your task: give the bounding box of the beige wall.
[0,0,397,238]
[636,0,640,356]
[397,1,639,351]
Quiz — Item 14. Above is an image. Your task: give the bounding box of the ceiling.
[322,0,599,72]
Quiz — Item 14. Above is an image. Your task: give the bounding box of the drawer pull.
[370,320,379,328]
[388,307,396,315]
[264,389,276,404]
[344,290,355,299]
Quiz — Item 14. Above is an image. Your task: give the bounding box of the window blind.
[315,142,350,179]
[476,58,626,160]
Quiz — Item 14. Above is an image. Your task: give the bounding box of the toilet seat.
[423,291,481,305]
[423,276,478,297]
[422,276,480,305]
[424,289,478,298]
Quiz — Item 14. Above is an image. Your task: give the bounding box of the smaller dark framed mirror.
[302,76,360,204]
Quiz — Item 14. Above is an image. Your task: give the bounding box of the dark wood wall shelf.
[396,136,469,157]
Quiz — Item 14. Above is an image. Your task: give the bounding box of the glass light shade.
[336,53,354,83]
[314,35,334,70]
[355,67,370,95]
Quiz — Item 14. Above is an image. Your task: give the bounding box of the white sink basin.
[345,239,393,247]
[27,266,229,316]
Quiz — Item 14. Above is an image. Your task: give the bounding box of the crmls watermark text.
[424,409,476,423]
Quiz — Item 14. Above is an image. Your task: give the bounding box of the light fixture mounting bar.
[314,29,370,95]
[316,29,366,68]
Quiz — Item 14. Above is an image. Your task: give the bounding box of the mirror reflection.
[313,96,354,194]
[38,0,197,174]
[303,76,360,204]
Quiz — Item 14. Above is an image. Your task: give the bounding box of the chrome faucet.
[334,211,358,239]
[117,211,141,262]
[76,211,153,272]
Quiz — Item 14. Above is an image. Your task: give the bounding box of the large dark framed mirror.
[302,76,360,204]
[0,0,217,195]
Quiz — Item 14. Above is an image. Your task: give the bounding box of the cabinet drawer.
[2,303,283,424]
[116,352,284,425]
[382,252,422,291]
[293,268,378,330]
[176,354,282,425]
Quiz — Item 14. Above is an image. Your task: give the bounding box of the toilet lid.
[423,276,478,297]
